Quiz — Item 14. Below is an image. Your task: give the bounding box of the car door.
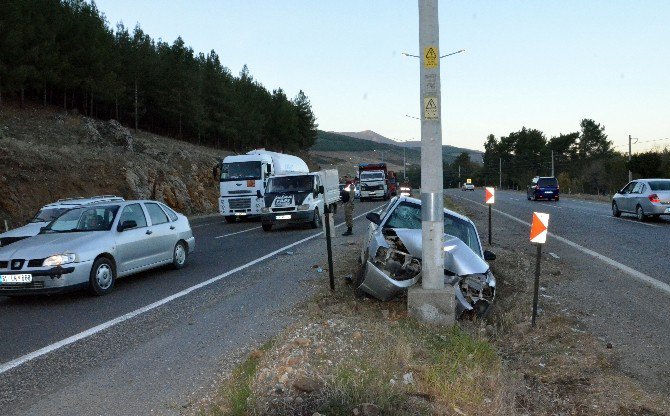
[115,203,153,274]
[629,182,645,212]
[617,182,635,212]
[143,202,176,264]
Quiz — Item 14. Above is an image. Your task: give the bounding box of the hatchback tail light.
[649,194,661,203]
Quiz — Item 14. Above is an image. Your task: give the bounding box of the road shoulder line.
[0,206,381,375]
[451,194,670,296]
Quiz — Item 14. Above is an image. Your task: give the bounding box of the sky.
[94,0,669,152]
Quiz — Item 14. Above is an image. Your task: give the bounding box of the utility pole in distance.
[407,0,453,326]
[499,157,502,189]
[551,150,554,177]
[628,135,632,182]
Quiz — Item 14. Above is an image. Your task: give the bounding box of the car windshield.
[361,172,384,181]
[383,201,481,255]
[43,205,120,233]
[220,161,262,181]
[538,177,558,187]
[648,180,670,191]
[31,207,69,223]
[266,175,314,193]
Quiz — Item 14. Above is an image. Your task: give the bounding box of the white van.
[260,169,340,231]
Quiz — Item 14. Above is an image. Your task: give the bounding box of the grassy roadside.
[195,196,669,416]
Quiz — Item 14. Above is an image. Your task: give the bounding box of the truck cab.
[359,163,389,201]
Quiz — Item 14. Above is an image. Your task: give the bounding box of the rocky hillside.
[0,106,229,227]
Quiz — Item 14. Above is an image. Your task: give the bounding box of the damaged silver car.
[358,196,497,317]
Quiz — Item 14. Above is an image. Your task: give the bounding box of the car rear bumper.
[645,204,670,215]
[0,262,91,295]
[533,190,559,199]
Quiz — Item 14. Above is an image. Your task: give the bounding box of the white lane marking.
[452,195,670,296]
[0,206,382,375]
[549,252,560,259]
[214,226,261,239]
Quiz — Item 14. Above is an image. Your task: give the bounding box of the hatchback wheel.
[172,241,188,269]
[636,205,646,222]
[612,202,621,217]
[89,257,115,296]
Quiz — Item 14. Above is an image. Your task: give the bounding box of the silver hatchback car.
[0,200,195,296]
[612,179,670,221]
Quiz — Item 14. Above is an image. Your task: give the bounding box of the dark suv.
[527,176,559,201]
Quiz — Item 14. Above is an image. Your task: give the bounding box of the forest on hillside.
[0,0,317,152]
[406,119,670,194]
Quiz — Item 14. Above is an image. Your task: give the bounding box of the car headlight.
[43,253,78,267]
[297,204,310,211]
[261,207,270,213]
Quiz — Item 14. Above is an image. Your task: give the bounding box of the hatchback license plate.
[0,274,32,284]
[276,214,291,220]
[544,191,553,194]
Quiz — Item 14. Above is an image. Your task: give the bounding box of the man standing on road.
[341,175,355,236]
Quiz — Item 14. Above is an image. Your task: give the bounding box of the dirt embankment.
[0,106,230,225]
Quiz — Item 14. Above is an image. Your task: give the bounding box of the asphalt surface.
[0,200,385,415]
[447,188,670,395]
[449,189,669,285]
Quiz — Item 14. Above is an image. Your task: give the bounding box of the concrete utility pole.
[407,0,453,325]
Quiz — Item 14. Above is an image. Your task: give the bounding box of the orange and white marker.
[485,187,495,204]
[530,212,550,244]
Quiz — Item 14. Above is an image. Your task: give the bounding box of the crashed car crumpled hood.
[392,229,489,276]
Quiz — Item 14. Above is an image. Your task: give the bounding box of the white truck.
[260,169,340,232]
[217,149,309,222]
[358,163,389,201]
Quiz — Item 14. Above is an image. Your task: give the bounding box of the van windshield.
[267,175,314,193]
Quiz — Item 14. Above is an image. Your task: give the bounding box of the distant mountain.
[318,130,483,164]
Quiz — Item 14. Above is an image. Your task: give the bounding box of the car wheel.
[311,208,321,229]
[88,257,115,296]
[636,205,646,222]
[262,223,272,232]
[172,240,188,269]
[612,202,621,217]
[527,194,531,201]
[224,216,236,224]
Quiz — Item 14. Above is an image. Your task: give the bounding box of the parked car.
[357,195,496,317]
[0,200,194,296]
[462,183,475,191]
[527,176,559,201]
[612,178,670,221]
[0,195,124,248]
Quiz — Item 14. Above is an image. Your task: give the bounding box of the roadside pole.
[4,219,8,232]
[407,0,454,326]
[530,212,550,327]
[485,187,495,245]
[323,204,335,291]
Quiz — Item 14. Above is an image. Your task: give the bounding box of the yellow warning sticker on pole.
[424,46,438,68]
[424,97,438,120]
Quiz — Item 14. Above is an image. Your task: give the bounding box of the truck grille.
[229,198,252,210]
[366,184,384,191]
[272,207,294,212]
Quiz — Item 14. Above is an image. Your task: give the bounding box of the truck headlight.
[261,207,270,214]
[297,204,310,211]
[43,253,77,267]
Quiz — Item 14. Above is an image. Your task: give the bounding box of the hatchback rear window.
[538,178,558,187]
[648,181,670,191]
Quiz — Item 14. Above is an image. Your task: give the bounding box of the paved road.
[447,188,670,394]
[0,200,385,415]
[449,189,669,285]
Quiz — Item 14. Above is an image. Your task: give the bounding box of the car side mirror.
[256,190,263,199]
[366,212,381,225]
[484,250,496,261]
[118,220,137,232]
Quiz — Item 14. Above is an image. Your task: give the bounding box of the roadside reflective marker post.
[530,212,550,327]
[324,204,335,291]
[485,187,495,245]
